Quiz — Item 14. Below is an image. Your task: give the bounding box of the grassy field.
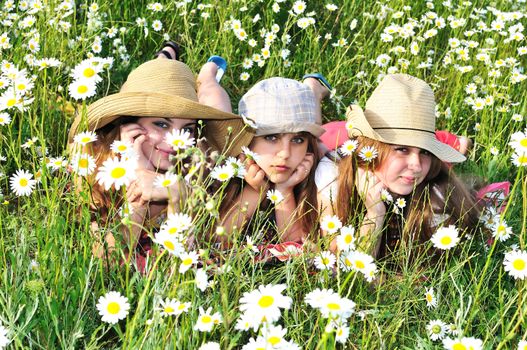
[1,0,526,349]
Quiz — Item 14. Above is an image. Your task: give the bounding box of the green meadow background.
[1,0,526,348]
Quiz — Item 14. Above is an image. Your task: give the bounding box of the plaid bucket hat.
[346,74,465,163]
[238,77,325,137]
[69,59,254,156]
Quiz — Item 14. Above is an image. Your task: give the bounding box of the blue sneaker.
[207,55,228,83]
[302,73,332,91]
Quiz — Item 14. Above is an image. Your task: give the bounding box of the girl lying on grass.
[201,75,329,251]
[68,45,252,267]
[316,74,482,263]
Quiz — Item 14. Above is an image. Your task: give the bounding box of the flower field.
[1,0,527,349]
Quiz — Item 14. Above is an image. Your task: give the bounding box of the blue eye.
[291,136,305,144]
[264,134,279,142]
[182,124,196,134]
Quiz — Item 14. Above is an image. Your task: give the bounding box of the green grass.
[1,0,527,349]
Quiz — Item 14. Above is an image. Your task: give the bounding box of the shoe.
[207,55,227,83]
[154,41,181,60]
[302,73,332,91]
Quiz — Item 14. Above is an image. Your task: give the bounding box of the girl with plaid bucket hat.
[69,46,253,266]
[316,74,482,263]
[212,77,327,251]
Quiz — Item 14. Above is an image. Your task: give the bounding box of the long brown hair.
[219,132,320,241]
[335,136,482,260]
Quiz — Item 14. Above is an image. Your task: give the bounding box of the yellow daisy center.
[426,294,433,302]
[518,155,527,164]
[344,235,352,244]
[440,236,452,246]
[172,139,184,146]
[178,304,186,310]
[83,67,95,78]
[110,167,126,179]
[513,259,525,271]
[164,306,174,313]
[344,258,352,266]
[218,173,229,180]
[164,240,175,251]
[168,227,177,234]
[182,258,193,266]
[268,336,281,345]
[7,98,16,107]
[107,301,120,315]
[17,83,26,90]
[327,302,341,311]
[258,295,274,308]
[327,222,335,229]
[78,159,89,168]
[431,325,441,334]
[520,139,527,147]
[201,315,212,323]
[162,179,171,187]
[81,136,91,143]
[77,85,88,94]
[355,260,365,269]
[117,145,127,151]
[19,178,28,187]
[322,257,330,265]
[452,343,467,350]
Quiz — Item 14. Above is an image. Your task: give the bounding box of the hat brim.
[346,105,466,163]
[69,91,254,157]
[254,123,326,137]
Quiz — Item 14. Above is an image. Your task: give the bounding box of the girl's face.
[134,117,196,171]
[250,133,309,184]
[374,145,432,196]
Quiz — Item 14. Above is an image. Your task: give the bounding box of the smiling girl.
[69,51,252,265]
[316,74,481,260]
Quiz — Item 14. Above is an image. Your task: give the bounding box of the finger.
[238,154,247,163]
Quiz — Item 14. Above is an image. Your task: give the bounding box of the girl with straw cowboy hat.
[69,47,253,266]
[316,74,481,262]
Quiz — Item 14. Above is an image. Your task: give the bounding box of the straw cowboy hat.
[346,74,465,163]
[238,77,326,137]
[69,59,254,157]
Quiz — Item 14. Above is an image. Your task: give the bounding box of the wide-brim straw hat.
[238,77,326,137]
[346,74,465,163]
[69,59,254,157]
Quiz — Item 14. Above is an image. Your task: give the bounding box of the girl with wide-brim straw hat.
[69,50,254,267]
[316,74,481,263]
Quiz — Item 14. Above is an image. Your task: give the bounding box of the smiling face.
[134,117,196,171]
[374,145,432,196]
[249,132,309,184]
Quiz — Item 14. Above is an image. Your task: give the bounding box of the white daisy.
[443,337,483,350]
[96,291,130,324]
[110,140,133,155]
[9,169,36,196]
[0,112,11,125]
[95,157,136,190]
[339,139,359,156]
[339,250,376,275]
[380,189,393,203]
[161,212,193,235]
[179,251,199,274]
[518,340,527,350]
[70,153,96,176]
[426,319,448,341]
[210,164,235,182]
[266,189,284,204]
[262,324,288,348]
[241,146,260,161]
[226,156,246,178]
[358,146,378,162]
[68,79,97,100]
[492,220,512,242]
[157,298,179,317]
[336,225,356,252]
[154,173,179,188]
[198,342,220,350]
[47,156,67,171]
[314,251,336,270]
[511,152,527,167]
[71,60,103,82]
[165,129,195,150]
[320,215,343,234]
[152,230,184,257]
[0,322,10,348]
[239,284,292,325]
[425,287,437,308]
[194,307,222,332]
[195,268,210,292]
[503,249,527,280]
[430,225,460,250]
[73,131,98,145]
